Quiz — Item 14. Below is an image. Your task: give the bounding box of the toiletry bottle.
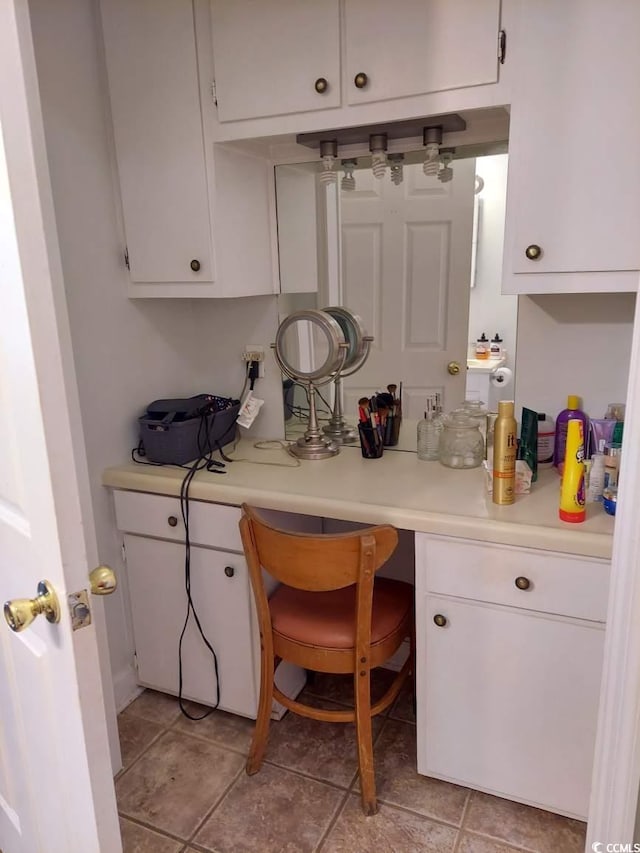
[559,419,586,523]
[490,333,503,358]
[553,395,588,470]
[475,333,490,359]
[492,400,517,505]
[537,413,555,464]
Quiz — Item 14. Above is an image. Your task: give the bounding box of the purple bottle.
[553,395,589,469]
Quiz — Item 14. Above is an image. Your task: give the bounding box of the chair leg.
[246,649,274,775]
[354,667,377,816]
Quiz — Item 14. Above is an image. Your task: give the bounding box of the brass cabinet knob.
[447,361,461,375]
[90,565,118,596]
[314,77,329,94]
[168,515,178,527]
[433,613,447,628]
[224,566,235,578]
[515,576,531,591]
[525,244,542,260]
[4,580,60,633]
[190,259,201,272]
[354,72,368,89]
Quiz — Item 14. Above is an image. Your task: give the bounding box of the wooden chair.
[239,504,414,816]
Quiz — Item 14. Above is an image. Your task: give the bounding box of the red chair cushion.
[269,578,413,649]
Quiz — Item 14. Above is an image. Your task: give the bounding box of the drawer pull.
[314,77,329,94]
[167,516,178,528]
[525,244,542,261]
[190,259,201,272]
[515,576,531,590]
[354,72,368,89]
[433,613,447,628]
[224,566,235,578]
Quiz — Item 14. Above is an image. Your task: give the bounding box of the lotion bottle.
[492,400,517,505]
[553,395,588,469]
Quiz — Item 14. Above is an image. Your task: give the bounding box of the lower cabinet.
[123,534,258,717]
[415,533,609,819]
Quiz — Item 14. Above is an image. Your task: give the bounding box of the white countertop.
[102,437,615,560]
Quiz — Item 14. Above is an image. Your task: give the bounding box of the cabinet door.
[505,0,640,285]
[345,0,501,106]
[211,0,340,122]
[123,535,257,718]
[100,0,214,283]
[417,595,604,819]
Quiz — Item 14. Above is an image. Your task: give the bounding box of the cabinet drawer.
[113,490,242,552]
[419,535,609,622]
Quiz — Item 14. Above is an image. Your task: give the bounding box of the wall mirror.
[276,146,518,448]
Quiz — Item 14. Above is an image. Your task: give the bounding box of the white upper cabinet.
[100,0,214,287]
[503,0,640,293]
[211,0,341,122]
[99,0,276,297]
[210,0,504,128]
[344,0,501,106]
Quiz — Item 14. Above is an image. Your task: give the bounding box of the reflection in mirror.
[276,151,517,447]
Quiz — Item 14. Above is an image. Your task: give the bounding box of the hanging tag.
[237,391,265,429]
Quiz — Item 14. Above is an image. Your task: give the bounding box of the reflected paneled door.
[341,160,476,418]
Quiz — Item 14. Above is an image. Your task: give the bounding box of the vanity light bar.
[296,112,466,150]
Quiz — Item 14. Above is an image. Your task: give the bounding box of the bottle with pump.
[475,333,490,359]
[490,333,503,358]
[417,394,444,461]
[553,395,588,470]
[492,400,517,505]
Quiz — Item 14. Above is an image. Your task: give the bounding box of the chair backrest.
[239,504,398,592]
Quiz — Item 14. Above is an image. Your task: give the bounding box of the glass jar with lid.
[438,411,485,469]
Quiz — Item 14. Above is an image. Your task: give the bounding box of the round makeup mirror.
[273,309,349,459]
[321,307,373,444]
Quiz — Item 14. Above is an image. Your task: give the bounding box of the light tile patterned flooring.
[116,671,586,853]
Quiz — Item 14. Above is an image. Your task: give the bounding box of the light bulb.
[341,159,357,192]
[423,142,440,177]
[369,133,388,180]
[422,125,443,177]
[438,152,454,183]
[388,153,404,186]
[318,140,338,185]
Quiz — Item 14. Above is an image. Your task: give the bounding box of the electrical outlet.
[242,346,265,378]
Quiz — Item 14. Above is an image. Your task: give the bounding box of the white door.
[340,159,476,418]
[0,3,120,852]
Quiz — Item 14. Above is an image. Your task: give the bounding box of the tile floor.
[116,671,587,853]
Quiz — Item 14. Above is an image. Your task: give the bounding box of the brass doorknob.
[354,72,368,89]
[525,244,542,260]
[447,361,461,375]
[4,580,60,633]
[89,565,117,596]
[314,77,329,94]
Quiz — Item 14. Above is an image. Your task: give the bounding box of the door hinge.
[121,541,127,564]
[124,247,130,270]
[210,80,218,106]
[133,651,138,672]
[498,29,507,64]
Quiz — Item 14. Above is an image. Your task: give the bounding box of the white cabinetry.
[114,491,259,716]
[210,0,504,127]
[415,533,609,819]
[211,1,341,122]
[502,0,640,294]
[99,0,276,297]
[344,0,501,107]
